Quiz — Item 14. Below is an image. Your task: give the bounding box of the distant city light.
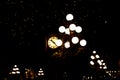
[66,13,74,21]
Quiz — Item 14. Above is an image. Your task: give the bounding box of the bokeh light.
[75,26,82,33]
[69,24,76,31]
[80,39,87,46]
[64,41,70,48]
[71,36,79,44]
[65,28,70,35]
[56,39,63,47]
[59,26,66,33]
[66,13,74,21]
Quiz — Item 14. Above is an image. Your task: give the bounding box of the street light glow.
[71,36,79,44]
[66,13,74,21]
[80,39,87,46]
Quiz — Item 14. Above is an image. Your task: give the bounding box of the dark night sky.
[0,0,120,74]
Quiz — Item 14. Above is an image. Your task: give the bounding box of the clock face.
[48,36,58,49]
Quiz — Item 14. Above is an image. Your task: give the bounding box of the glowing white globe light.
[15,68,19,71]
[41,73,44,75]
[40,68,42,70]
[39,71,43,73]
[69,24,76,31]
[59,26,66,33]
[100,66,102,69]
[103,66,107,69]
[80,39,87,46]
[16,71,20,74]
[90,55,95,60]
[95,54,100,58]
[12,71,16,74]
[102,63,105,66]
[55,39,63,47]
[101,60,103,62]
[97,60,102,65]
[71,37,79,44]
[64,41,70,48]
[14,65,17,67]
[90,61,94,65]
[65,28,70,35]
[13,68,16,71]
[93,50,96,54]
[75,26,82,33]
[66,13,74,21]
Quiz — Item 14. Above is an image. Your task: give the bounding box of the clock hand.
[51,40,57,46]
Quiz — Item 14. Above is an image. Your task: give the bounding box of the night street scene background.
[0,0,120,80]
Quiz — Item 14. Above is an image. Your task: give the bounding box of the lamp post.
[46,13,88,80]
[9,65,20,80]
[89,50,108,79]
[46,13,87,58]
[37,67,45,80]
[90,50,107,70]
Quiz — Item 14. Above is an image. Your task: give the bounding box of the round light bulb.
[71,37,79,44]
[64,41,70,48]
[80,39,87,46]
[69,24,76,31]
[66,13,74,21]
[75,26,82,33]
[55,39,63,47]
[59,26,65,33]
